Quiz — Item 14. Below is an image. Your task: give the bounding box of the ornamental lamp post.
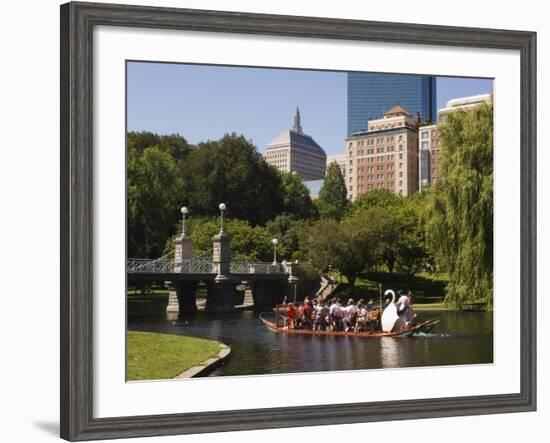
[218,203,226,234]
[180,206,188,238]
[272,238,278,265]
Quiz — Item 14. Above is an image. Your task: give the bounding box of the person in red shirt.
[286,303,297,329]
[301,297,313,329]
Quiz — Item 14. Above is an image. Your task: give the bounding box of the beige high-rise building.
[419,93,492,190]
[345,103,419,200]
[264,107,327,181]
[438,93,492,123]
[419,124,441,191]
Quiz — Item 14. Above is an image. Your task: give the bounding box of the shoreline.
[127,331,229,381]
[174,342,231,378]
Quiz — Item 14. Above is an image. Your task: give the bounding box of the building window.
[421,132,429,139]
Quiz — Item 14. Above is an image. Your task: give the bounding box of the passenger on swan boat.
[278,289,418,333]
[286,302,297,329]
[343,298,358,332]
[329,298,344,331]
[313,301,329,331]
[395,290,416,329]
[299,297,314,329]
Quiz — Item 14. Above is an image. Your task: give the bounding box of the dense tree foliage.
[265,214,309,261]
[394,197,428,275]
[180,134,286,225]
[300,209,392,292]
[128,131,192,163]
[349,189,427,275]
[424,102,493,308]
[352,188,403,214]
[280,172,318,219]
[317,162,348,220]
[186,218,273,262]
[128,146,183,258]
[127,132,191,257]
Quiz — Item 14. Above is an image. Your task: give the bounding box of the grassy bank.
[412,303,455,311]
[335,272,449,305]
[127,289,169,296]
[127,331,221,381]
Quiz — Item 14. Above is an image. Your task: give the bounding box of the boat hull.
[260,314,439,338]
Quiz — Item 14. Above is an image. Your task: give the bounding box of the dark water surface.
[128,306,493,376]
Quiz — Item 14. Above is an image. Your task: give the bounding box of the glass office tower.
[347,73,437,136]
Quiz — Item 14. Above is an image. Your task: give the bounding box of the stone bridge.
[127,232,301,313]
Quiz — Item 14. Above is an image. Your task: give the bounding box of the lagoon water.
[128,304,493,377]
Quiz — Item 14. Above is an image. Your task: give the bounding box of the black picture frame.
[60,1,537,441]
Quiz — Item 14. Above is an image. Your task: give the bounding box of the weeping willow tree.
[424,101,493,309]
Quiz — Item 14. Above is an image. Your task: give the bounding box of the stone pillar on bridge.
[167,235,194,314]
[287,260,301,303]
[250,280,286,309]
[173,281,198,314]
[206,233,239,313]
[173,236,193,271]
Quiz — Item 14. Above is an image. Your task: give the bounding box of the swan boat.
[259,289,440,338]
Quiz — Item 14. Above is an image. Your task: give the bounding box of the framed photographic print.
[60,1,537,441]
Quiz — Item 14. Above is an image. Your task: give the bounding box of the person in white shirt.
[329,298,343,331]
[343,298,357,332]
[314,302,329,331]
[395,290,415,328]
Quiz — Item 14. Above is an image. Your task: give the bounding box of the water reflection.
[380,337,400,368]
[128,307,493,377]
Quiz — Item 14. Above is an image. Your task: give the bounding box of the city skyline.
[347,73,437,136]
[127,62,493,156]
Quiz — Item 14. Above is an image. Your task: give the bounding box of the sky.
[127,62,493,156]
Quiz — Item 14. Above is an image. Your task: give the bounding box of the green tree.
[395,193,430,275]
[280,172,318,219]
[186,218,273,262]
[352,188,403,214]
[317,161,348,220]
[128,146,183,258]
[266,214,309,261]
[350,189,426,274]
[342,209,384,273]
[299,219,346,277]
[181,134,285,225]
[424,101,493,308]
[127,131,191,164]
[300,210,386,292]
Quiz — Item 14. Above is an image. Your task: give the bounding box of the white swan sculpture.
[381,289,399,332]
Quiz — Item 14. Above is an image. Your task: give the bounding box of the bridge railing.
[230,261,284,274]
[127,258,286,275]
[127,259,177,274]
[175,259,214,274]
[127,258,214,274]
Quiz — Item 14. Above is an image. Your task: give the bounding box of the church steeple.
[292,106,303,134]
